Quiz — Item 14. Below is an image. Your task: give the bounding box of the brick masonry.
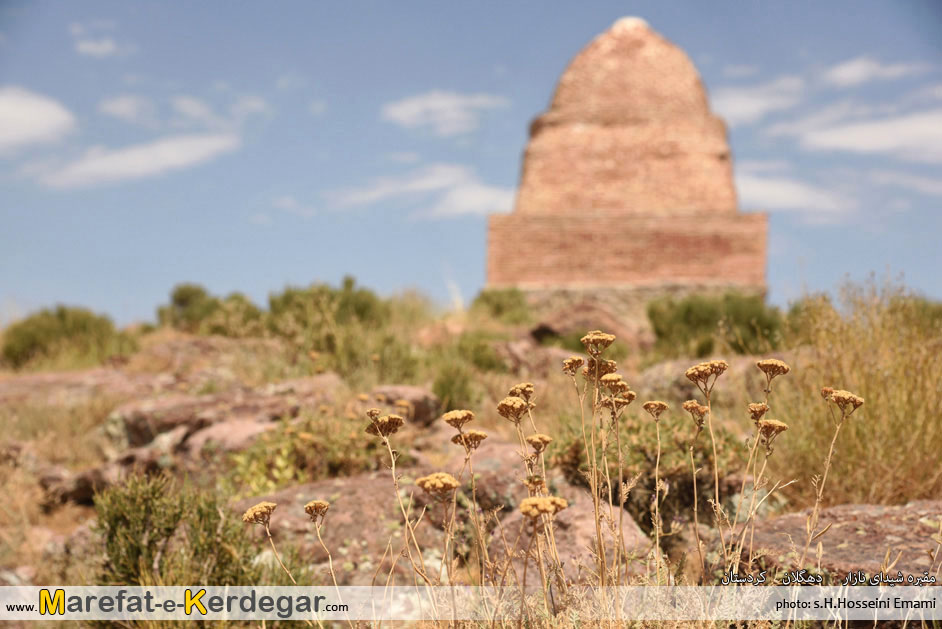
[484,17,768,331]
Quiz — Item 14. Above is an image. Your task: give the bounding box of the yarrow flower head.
[416,472,460,500]
[642,400,669,421]
[562,356,584,377]
[304,499,330,522]
[451,429,487,451]
[497,396,528,423]
[519,496,568,519]
[366,414,404,437]
[748,402,770,423]
[580,330,616,356]
[757,419,789,455]
[508,382,535,403]
[682,399,708,430]
[526,433,553,454]
[583,358,617,380]
[829,389,864,415]
[757,358,790,380]
[684,360,729,393]
[242,501,277,526]
[442,409,475,431]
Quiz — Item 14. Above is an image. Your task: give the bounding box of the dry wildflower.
[497,396,528,423]
[583,357,617,380]
[580,330,616,356]
[442,409,475,430]
[374,393,386,403]
[318,404,331,414]
[562,356,584,376]
[357,393,369,402]
[519,496,568,519]
[297,431,315,443]
[757,358,790,379]
[757,419,789,454]
[610,394,637,411]
[370,353,380,363]
[242,501,277,526]
[366,414,404,437]
[526,433,553,453]
[830,389,864,414]
[600,373,622,388]
[304,499,330,521]
[682,399,708,429]
[642,400,669,421]
[508,382,535,402]
[416,472,460,499]
[820,387,834,400]
[451,429,487,450]
[366,407,381,420]
[394,399,412,411]
[525,475,547,493]
[684,360,729,391]
[748,402,770,423]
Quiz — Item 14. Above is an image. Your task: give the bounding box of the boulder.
[232,471,447,585]
[370,385,440,426]
[745,500,942,578]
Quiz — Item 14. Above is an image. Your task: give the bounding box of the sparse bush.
[456,330,507,372]
[1,305,135,370]
[224,412,392,497]
[94,474,292,586]
[772,279,942,505]
[200,292,265,338]
[432,361,479,411]
[471,287,531,324]
[647,292,782,358]
[538,329,630,361]
[157,283,221,333]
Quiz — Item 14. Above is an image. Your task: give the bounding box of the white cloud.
[272,195,317,218]
[381,90,509,137]
[823,56,929,87]
[275,73,307,91]
[333,163,514,217]
[871,170,942,197]
[723,64,759,78]
[0,86,76,154]
[70,20,133,58]
[43,133,240,188]
[790,108,942,163]
[736,171,854,217]
[98,94,156,125]
[171,96,226,128]
[76,37,119,57]
[387,151,420,164]
[230,95,271,122]
[309,99,327,116]
[711,76,805,126]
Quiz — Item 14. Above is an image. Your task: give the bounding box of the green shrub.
[456,331,507,372]
[200,292,265,338]
[94,474,293,586]
[647,292,782,358]
[1,305,135,370]
[157,283,221,333]
[471,288,531,324]
[433,361,479,411]
[224,412,391,497]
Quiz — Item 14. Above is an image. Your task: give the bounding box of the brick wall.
[486,211,767,289]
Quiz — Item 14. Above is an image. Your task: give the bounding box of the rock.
[745,500,942,577]
[633,354,790,403]
[370,385,440,426]
[490,477,656,585]
[183,420,277,457]
[232,471,446,585]
[0,367,170,407]
[496,338,585,378]
[531,303,651,351]
[110,373,342,447]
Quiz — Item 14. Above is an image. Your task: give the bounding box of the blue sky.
[1,1,941,325]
